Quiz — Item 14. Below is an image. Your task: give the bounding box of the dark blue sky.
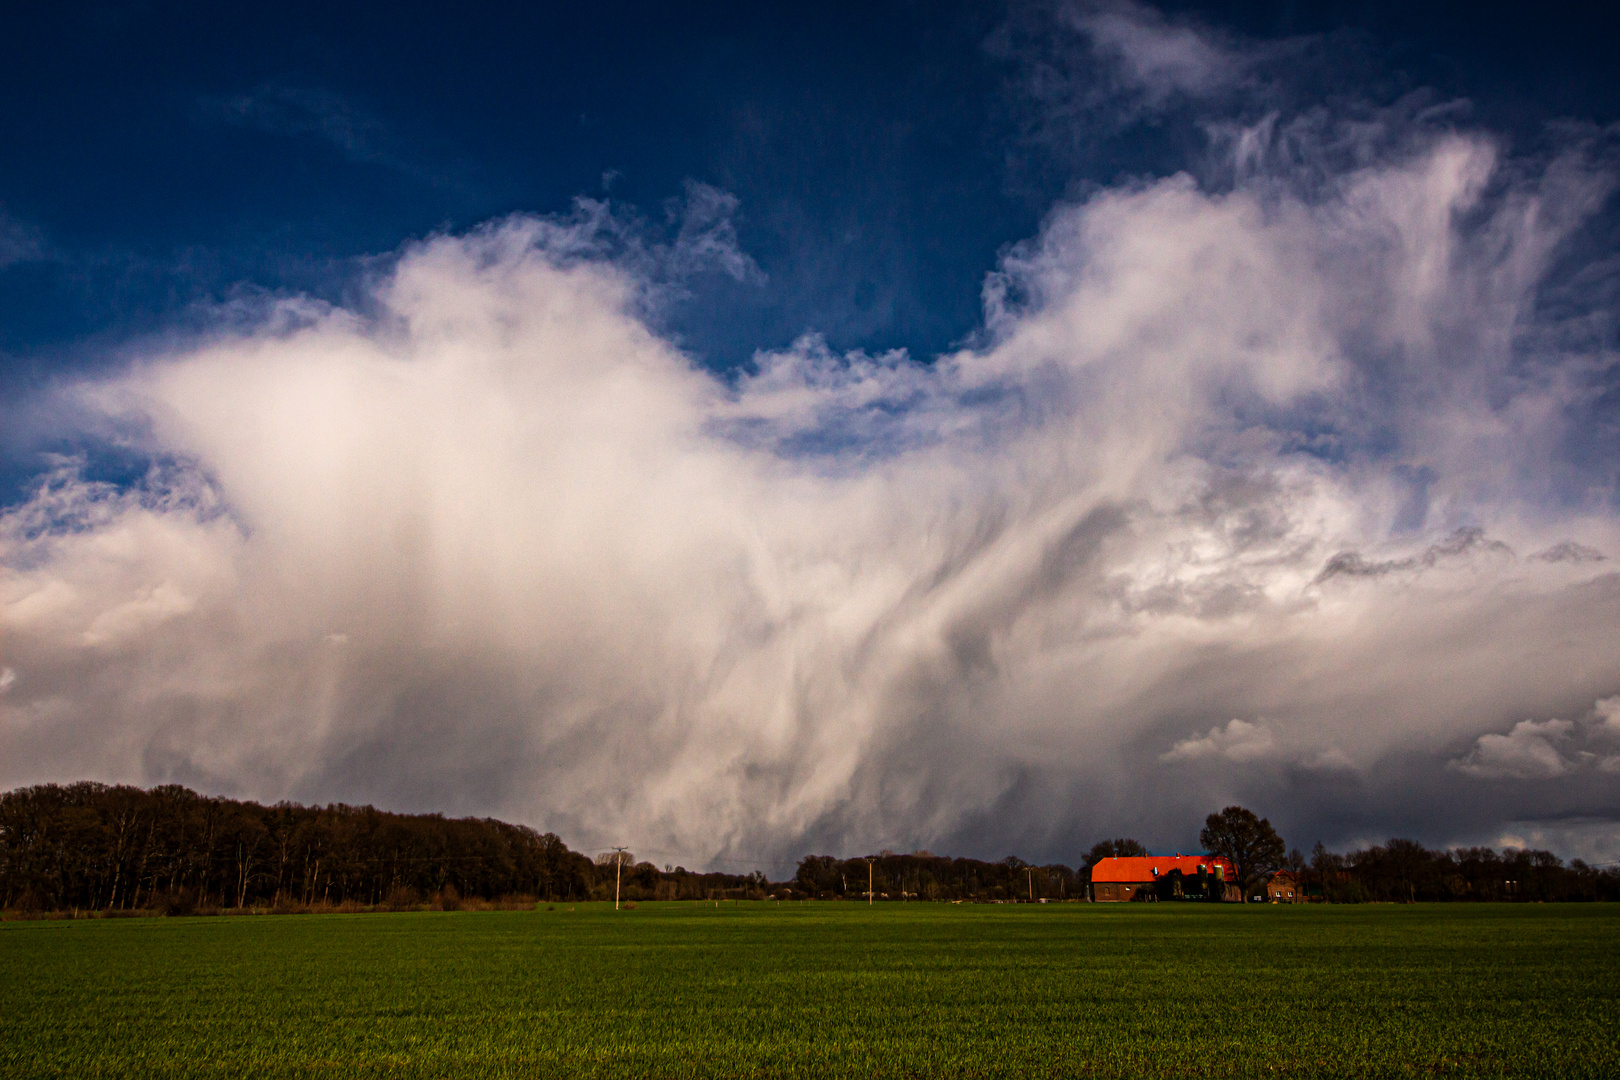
[4,0,1619,392]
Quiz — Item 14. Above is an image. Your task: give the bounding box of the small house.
[1265,869,1300,903]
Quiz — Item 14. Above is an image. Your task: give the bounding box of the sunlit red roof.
[1090,855,1234,883]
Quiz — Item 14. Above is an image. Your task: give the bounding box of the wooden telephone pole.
[612,847,629,910]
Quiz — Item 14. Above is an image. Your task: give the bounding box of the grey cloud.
[1531,540,1606,564]
[1315,527,1516,583]
[1596,697,1620,737]
[1312,552,1391,581]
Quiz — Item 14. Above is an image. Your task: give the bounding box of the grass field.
[2,902,1616,1078]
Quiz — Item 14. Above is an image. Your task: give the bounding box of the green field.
[2,903,1616,1078]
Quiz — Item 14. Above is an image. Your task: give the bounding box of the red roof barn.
[1090,855,1241,902]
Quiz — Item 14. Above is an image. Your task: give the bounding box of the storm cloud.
[3,3,1619,872]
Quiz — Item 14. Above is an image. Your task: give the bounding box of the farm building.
[1265,869,1301,902]
[1090,855,1242,902]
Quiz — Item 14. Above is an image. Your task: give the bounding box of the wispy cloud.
[667,181,764,285]
[197,80,469,192]
[205,82,390,161]
[0,210,50,269]
[1062,0,1253,106]
[992,0,1297,164]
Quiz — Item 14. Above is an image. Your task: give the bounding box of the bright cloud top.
[4,98,1620,866]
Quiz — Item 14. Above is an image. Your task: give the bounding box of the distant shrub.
[385,885,421,912]
[271,894,308,915]
[157,889,197,917]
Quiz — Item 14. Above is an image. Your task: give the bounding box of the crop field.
[2,903,1617,1079]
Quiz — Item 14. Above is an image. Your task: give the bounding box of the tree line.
[792,852,1082,901]
[1301,839,1619,902]
[3,785,1616,914]
[0,782,766,914]
[1094,806,1620,903]
[793,807,1620,904]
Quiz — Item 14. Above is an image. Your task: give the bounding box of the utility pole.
[612,846,628,911]
[1027,867,1034,903]
[866,858,874,906]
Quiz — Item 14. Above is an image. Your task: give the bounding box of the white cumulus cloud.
[3,103,1620,866]
[1161,719,1277,763]
[1450,699,1620,781]
[1449,719,1579,780]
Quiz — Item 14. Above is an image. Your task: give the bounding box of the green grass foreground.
[2,903,1616,1078]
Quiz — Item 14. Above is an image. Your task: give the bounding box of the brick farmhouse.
[1265,869,1301,902]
